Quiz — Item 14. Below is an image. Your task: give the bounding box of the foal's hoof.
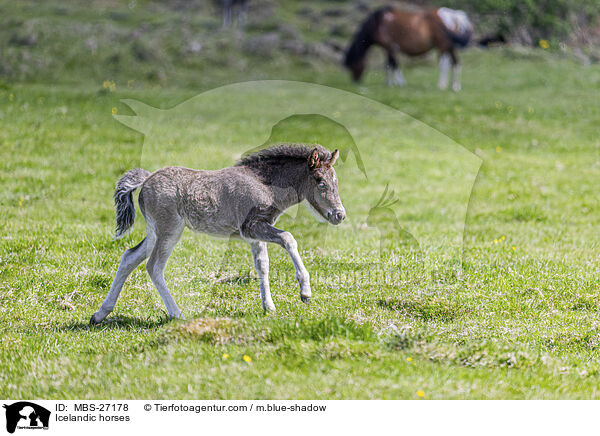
[89,314,100,326]
[301,295,311,304]
[263,304,276,314]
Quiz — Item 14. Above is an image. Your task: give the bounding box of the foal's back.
[138,166,272,237]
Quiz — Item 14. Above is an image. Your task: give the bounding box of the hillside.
[1,0,598,88]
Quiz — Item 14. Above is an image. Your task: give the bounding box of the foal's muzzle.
[327,208,346,225]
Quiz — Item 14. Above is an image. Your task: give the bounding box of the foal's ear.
[308,147,321,170]
[329,149,339,166]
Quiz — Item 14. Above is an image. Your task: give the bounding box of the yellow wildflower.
[112,107,118,115]
[407,357,413,362]
[222,353,229,360]
[103,80,116,92]
[18,196,24,207]
[539,39,549,49]
[417,390,425,398]
[243,355,252,363]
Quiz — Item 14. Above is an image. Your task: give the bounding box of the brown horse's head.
[304,147,346,225]
[348,60,366,82]
[344,40,368,82]
[344,6,394,83]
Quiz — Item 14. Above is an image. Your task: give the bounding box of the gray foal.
[90,144,345,324]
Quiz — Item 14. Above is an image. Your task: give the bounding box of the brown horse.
[344,6,473,91]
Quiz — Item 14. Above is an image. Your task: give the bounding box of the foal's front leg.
[242,222,311,305]
[250,241,276,312]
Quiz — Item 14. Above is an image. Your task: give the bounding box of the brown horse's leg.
[438,51,451,90]
[386,50,405,87]
[449,50,462,91]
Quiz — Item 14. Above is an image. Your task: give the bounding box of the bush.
[441,0,599,43]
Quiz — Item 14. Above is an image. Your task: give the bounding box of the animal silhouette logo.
[113,80,480,268]
[365,184,424,281]
[2,402,50,433]
[108,80,480,302]
[367,184,421,255]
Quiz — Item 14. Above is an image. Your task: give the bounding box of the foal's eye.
[317,180,327,190]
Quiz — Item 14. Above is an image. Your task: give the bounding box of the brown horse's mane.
[236,143,331,168]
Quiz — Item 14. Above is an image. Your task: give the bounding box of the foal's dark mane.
[236,143,331,169]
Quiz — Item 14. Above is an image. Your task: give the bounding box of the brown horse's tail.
[344,6,392,80]
[444,26,473,48]
[114,168,151,239]
[438,7,473,48]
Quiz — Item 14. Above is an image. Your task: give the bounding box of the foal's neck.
[251,160,309,209]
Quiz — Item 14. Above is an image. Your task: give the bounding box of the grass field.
[2,1,600,399]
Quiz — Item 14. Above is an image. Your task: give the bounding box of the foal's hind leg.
[146,219,185,319]
[90,230,156,325]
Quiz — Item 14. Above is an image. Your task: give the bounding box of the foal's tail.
[114,168,151,239]
[344,6,392,78]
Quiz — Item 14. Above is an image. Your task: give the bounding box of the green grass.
[2,0,600,399]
